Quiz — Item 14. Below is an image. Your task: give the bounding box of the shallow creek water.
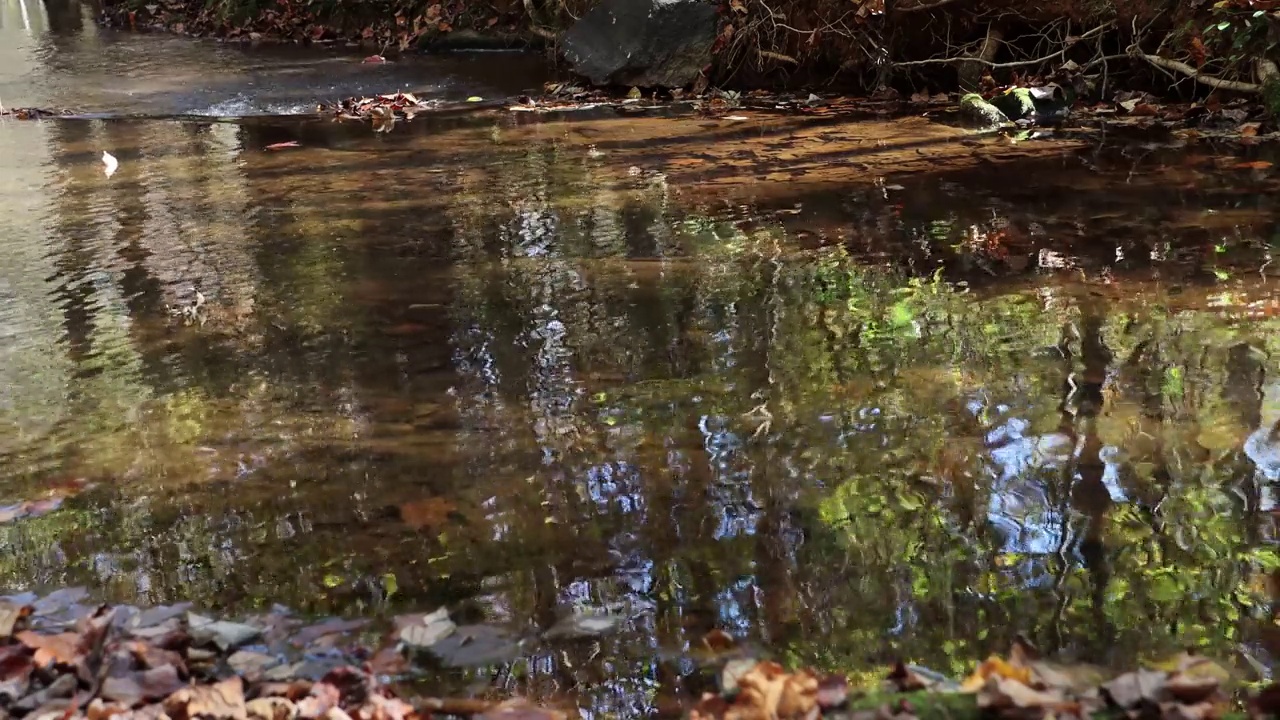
[5,0,1280,714]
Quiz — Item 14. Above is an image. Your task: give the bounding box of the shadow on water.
[4,12,1280,712]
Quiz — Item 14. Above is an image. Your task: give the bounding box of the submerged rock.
[561,0,718,88]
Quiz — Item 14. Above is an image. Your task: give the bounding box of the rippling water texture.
[5,0,1280,713]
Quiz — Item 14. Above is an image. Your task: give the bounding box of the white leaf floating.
[102,151,119,178]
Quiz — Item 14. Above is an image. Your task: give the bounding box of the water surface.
[3,2,1280,714]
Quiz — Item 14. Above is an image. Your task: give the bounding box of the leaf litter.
[0,592,563,720]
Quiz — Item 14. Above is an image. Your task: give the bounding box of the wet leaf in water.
[292,618,369,648]
[397,498,457,531]
[362,55,387,63]
[102,151,119,177]
[700,629,735,653]
[395,608,455,649]
[542,612,622,640]
[264,142,301,151]
[419,624,519,668]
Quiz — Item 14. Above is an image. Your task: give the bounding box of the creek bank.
[96,0,1280,124]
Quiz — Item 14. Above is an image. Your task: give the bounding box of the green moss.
[990,87,1035,121]
[958,93,1009,129]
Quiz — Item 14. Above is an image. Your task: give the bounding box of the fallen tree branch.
[758,49,799,65]
[1134,50,1262,93]
[894,0,965,12]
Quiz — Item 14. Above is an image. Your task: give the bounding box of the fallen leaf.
[167,676,248,720]
[265,141,301,150]
[701,629,735,653]
[977,675,1072,712]
[397,498,456,531]
[293,618,368,647]
[103,151,119,177]
[1101,668,1167,709]
[961,656,1032,693]
[247,697,297,720]
[396,608,455,649]
[101,665,187,707]
[1235,161,1272,170]
[17,631,81,668]
[362,55,387,64]
[466,96,483,102]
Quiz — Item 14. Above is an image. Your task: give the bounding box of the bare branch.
[894,21,1113,69]
[1134,51,1261,93]
[895,0,965,12]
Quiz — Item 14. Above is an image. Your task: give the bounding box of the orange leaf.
[1235,161,1272,170]
[17,631,81,667]
[961,656,1033,693]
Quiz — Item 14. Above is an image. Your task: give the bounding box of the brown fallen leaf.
[265,142,301,151]
[737,661,819,720]
[816,674,850,710]
[166,675,248,720]
[296,681,341,719]
[17,631,81,668]
[101,664,187,707]
[398,498,457,530]
[701,629,735,653]
[1235,161,1273,170]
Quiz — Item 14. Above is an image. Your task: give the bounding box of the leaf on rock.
[395,608,455,649]
[166,676,248,720]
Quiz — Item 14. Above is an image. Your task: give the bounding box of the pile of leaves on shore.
[689,632,1280,720]
[0,590,567,720]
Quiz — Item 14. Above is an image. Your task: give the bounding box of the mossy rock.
[990,87,1036,121]
[958,93,1009,129]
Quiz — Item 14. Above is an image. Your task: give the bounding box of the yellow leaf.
[961,656,1032,693]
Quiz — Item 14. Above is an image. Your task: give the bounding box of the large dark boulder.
[560,0,718,89]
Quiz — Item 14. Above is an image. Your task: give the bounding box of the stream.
[4,0,1280,714]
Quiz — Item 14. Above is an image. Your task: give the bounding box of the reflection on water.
[4,64,1280,714]
[0,0,548,116]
